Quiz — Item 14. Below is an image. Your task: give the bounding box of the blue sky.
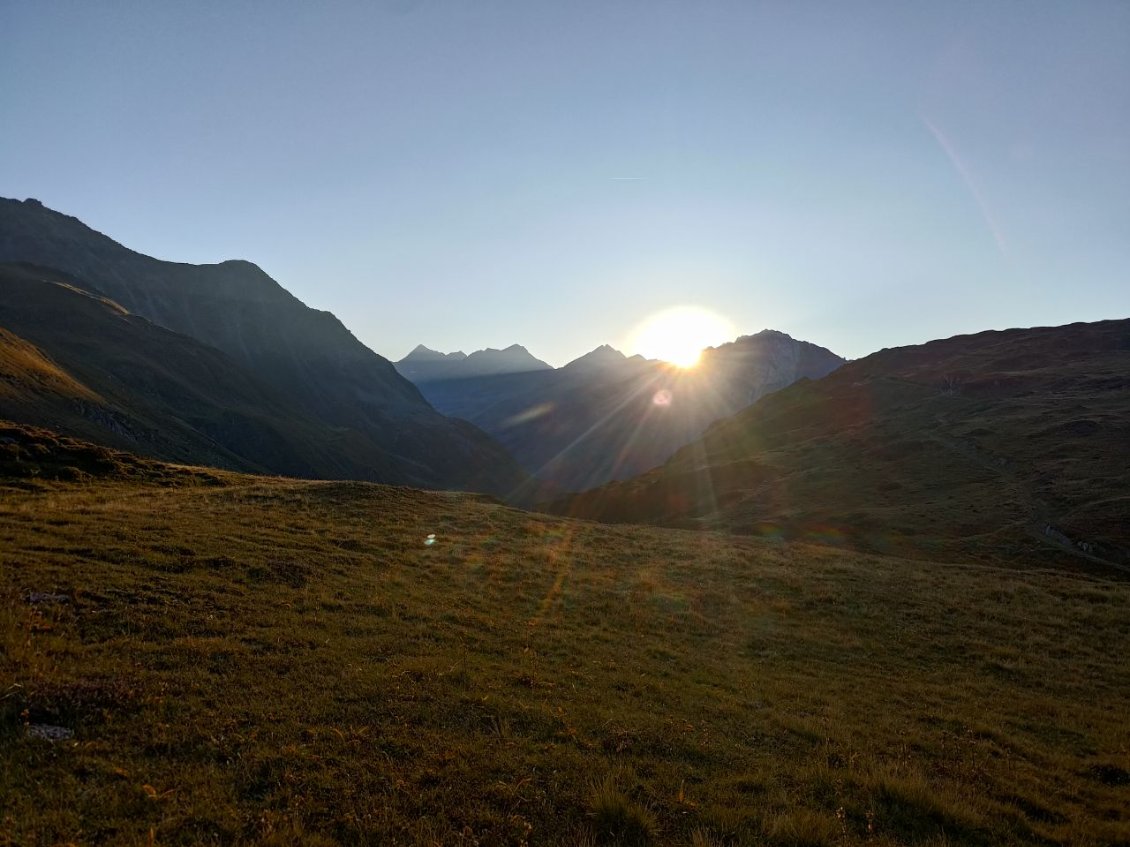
[2,1,1127,365]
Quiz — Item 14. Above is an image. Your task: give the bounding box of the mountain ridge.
[419,332,845,490]
[0,198,527,493]
[395,342,551,382]
[551,317,1130,571]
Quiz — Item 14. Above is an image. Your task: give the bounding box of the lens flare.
[627,306,736,368]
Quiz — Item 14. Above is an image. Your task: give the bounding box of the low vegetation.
[555,319,1130,573]
[2,452,1129,845]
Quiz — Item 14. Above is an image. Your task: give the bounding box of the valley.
[4,3,1128,844]
[0,202,1126,846]
[412,333,843,491]
[2,443,1129,846]
[554,320,1130,573]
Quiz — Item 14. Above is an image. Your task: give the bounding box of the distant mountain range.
[412,331,844,491]
[0,198,527,493]
[552,319,1130,571]
[395,343,551,382]
[2,199,1126,578]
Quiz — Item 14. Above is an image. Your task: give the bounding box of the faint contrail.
[921,115,1009,257]
[610,177,646,181]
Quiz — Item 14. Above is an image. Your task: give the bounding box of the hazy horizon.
[3,2,1127,366]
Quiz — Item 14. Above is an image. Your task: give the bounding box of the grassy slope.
[2,448,1129,845]
[553,320,1130,572]
[0,328,101,404]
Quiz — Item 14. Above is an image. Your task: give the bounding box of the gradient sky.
[2,1,1127,365]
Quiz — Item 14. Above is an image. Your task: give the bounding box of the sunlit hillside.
[2,425,1128,846]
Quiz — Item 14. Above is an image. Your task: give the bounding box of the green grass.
[2,472,1129,845]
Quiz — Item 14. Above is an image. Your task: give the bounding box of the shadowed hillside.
[420,332,844,491]
[0,420,235,485]
[2,436,1129,845]
[553,319,1130,572]
[0,264,527,492]
[0,199,526,494]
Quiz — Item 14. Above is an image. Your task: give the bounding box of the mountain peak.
[563,344,630,371]
[216,258,267,274]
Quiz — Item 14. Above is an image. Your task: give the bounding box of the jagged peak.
[400,345,467,362]
[3,196,106,236]
[467,343,539,357]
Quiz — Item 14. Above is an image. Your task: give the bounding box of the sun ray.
[529,370,669,490]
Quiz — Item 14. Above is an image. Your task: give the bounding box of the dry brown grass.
[2,472,1129,845]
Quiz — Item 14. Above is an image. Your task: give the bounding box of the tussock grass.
[762,808,839,846]
[588,774,657,845]
[2,473,1129,845]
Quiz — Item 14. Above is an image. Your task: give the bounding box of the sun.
[627,306,736,369]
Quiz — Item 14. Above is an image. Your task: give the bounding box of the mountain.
[419,333,844,491]
[552,319,1130,571]
[560,344,651,375]
[0,199,527,493]
[395,343,550,382]
[402,344,469,362]
[0,262,527,491]
[0,262,321,476]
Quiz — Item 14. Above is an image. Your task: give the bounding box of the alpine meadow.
[2,3,1129,846]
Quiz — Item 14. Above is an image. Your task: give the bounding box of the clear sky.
[2,1,1127,365]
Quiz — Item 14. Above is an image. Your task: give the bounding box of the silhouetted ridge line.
[551,318,1130,573]
[416,335,845,490]
[0,198,527,494]
[396,342,551,381]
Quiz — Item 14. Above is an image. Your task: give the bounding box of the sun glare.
[627,306,736,368]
